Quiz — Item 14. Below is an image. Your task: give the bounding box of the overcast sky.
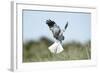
[23,10,91,43]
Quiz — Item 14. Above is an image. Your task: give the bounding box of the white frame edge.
[11,1,17,71]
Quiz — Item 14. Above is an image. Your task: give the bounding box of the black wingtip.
[46,19,55,28]
[65,22,68,30]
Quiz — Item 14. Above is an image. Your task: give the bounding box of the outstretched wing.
[46,19,61,39]
[65,22,68,30]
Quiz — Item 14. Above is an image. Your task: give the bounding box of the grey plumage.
[46,19,68,43]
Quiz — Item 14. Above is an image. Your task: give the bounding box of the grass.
[23,37,91,62]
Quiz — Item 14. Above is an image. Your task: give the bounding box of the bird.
[46,19,68,43]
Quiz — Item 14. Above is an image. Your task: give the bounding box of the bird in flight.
[46,19,68,43]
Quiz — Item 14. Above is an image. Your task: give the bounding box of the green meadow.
[23,37,91,62]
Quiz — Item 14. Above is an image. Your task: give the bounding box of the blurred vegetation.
[23,37,91,62]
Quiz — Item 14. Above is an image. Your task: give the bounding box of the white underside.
[48,42,64,54]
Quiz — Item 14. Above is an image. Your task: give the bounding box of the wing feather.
[65,22,68,30]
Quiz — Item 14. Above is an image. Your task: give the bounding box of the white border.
[11,1,97,71]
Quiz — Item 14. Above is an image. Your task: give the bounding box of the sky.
[23,10,91,43]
